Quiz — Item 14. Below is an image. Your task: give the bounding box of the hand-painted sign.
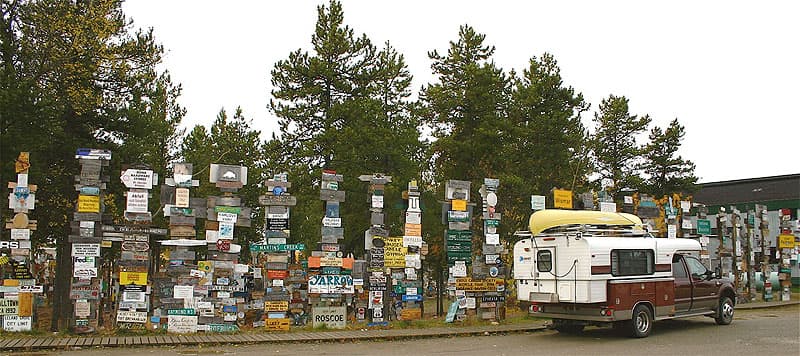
[117,311,148,323]
[120,271,148,285]
[312,306,346,329]
[72,243,101,257]
[77,195,100,213]
[249,243,305,252]
[120,169,155,189]
[308,275,354,294]
[553,189,572,209]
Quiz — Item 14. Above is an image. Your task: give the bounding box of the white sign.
[667,225,677,239]
[73,267,98,278]
[405,254,421,269]
[17,173,28,187]
[272,279,284,287]
[217,212,238,224]
[72,243,101,257]
[312,306,347,329]
[531,195,546,211]
[205,230,219,243]
[405,212,421,224]
[371,195,384,209]
[10,229,30,240]
[322,217,342,228]
[117,311,148,323]
[452,261,467,277]
[465,297,476,309]
[175,188,190,207]
[624,196,634,205]
[600,202,617,212]
[680,200,691,212]
[120,169,155,189]
[123,290,145,303]
[126,190,149,213]
[173,285,194,299]
[308,275,354,294]
[2,315,32,332]
[167,315,198,334]
[485,233,500,245]
[75,300,91,318]
[682,219,693,229]
[74,256,96,269]
[486,192,498,207]
[403,235,423,247]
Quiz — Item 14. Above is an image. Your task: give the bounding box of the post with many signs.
[479,178,506,321]
[114,164,160,330]
[202,163,251,332]
[400,180,423,321]
[254,173,304,331]
[755,205,771,301]
[308,169,351,329]
[71,148,112,333]
[360,173,394,325]
[1,152,37,332]
[155,162,203,332]
[777,209,794,301]
[444,179,471,322]
[696,205,712,264]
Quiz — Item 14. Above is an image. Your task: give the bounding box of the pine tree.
[641,118,698,197]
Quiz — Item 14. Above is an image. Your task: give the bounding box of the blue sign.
[222,305,238,313]
[402,294,423,302]
[272,186,285,196]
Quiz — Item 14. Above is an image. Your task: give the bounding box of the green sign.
[214,206,241,214]
[446,230,472,241]
[167,308,196,316]
[208,324,239,332]
[484,219,500,227]
[697,219,711,235]
[250,243,305,252]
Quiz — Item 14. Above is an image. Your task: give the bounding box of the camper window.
[611,249,654,276]
[537,250,552,272]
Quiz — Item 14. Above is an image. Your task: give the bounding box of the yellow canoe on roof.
[528,209,643,235]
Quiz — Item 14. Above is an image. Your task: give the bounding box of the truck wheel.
[629,304,653,338]
[715,296,734,325]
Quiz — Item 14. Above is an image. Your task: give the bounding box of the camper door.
[534,247,557,293]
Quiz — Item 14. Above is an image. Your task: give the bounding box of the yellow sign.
[553,189,573,209]
[119,271,148,286]
[404,223,422,237]
[198,261,213,272]
[264,301,289,312]
[18,293,33,317]
[401,308,421,320]
[455,277,503,292]
[266,318,291,331]
[319,257,343,267]
[451,199,467,211]
[77,195,100,213]
[384,237,407,268]
[778,234,795,249]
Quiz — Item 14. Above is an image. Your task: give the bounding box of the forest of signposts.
[1,0,707,333]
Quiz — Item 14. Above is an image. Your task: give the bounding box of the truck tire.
[629,304,653,338]
[715,296,734,325]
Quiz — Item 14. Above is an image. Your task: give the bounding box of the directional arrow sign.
[120,169,155,189]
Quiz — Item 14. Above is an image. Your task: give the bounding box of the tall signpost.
[755,205,770,301]
[479,178,506,321]
[777,209,793,301]
[2,152,37,332]
[444,179,471,322]
[308,169,351,329]
[254,173,303,330]
[71,148,111,333]
[114,165,159,330]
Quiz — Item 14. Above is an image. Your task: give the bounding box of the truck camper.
[513,210,736,337]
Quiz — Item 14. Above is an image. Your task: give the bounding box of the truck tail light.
[529,303,543,313]
[600,306,614,317]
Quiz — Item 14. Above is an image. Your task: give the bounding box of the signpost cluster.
[70,148,111,332]
[253,173,304,331]
[1,152,38,332]
[476,178,506,320]
[443,179,471,322]
[397,179,423,321]
[308,170,350,328]
[114,164,160,330]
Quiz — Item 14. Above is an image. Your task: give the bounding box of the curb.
[735,300,800,310]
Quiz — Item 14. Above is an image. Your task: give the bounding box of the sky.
[122,0,799,184]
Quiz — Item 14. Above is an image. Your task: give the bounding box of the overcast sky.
[122,0,799,184]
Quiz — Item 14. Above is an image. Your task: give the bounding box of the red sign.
[267,270,288,279]
[216,239,230,252]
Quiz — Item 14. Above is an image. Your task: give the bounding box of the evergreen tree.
[269,1,422,253]
[640,118,698,197]
[504,53,589,229]
[589,95,651,199]
[0,0,183,330]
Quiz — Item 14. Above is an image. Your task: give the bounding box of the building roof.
[693,174,800,207]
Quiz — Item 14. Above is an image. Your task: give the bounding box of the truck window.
[611,249,654,276]
[537,250,552,272]
[684,256,708,279]
[672,255,688,279]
